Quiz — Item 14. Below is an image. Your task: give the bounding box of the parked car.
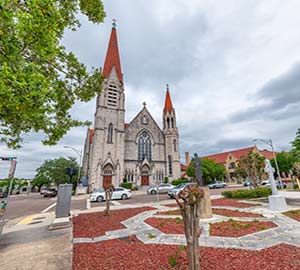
[261,180,286,189]
[243,180,252,187]
[207,181,227,189]
[167,182,195,198]
[43,188,58,197]
[0,188,7,198]
[147,183,175,195]
[40,187,48,195]
[89,187,132,202]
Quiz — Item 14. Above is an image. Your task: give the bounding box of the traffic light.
[0,157,17,161]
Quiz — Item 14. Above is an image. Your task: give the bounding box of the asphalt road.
[4,185,246,220]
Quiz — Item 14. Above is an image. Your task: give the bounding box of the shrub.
[120,182,132,190]
[164,176,169,183]
[294,183,299,189]
[171,179,189,186]
[222,187,272,199]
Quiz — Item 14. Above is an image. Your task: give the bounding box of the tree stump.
[199,187,212,219]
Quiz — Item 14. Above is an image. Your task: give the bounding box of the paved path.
[73,201,300,251]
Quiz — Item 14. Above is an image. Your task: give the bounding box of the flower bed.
[73,207,155,238]
[73,238,300,270]
[211,198,258,208]
[144,217,184,234]
[283,209,300,222]
[157,208,263,218]
[210,219,277,237]
[212,208,263,218]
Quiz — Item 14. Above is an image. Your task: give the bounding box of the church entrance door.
[141,175,149,186]
[103,175,112,189]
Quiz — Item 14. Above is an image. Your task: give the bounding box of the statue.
[194,153,204,186]
[264,159,278,195]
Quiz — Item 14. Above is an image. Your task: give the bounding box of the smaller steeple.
[164,84,174,113]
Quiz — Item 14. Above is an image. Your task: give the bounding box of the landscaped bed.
[210,219,277,237]
[212,208,263,218]
[73,207,155,238]
[145,217,184,234]
[283,209,300,222]
[156,208,263,218]
[164,199,259,209]
[73,238,300,270]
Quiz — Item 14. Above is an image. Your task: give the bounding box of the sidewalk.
[0,213,72,270]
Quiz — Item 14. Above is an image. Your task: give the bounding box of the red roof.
[164,89,174,113]
[181,164,187,171]
[202,146,275,163]
[102,25,123,82]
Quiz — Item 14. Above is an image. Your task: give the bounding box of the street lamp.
[253,139,282,185]
[63,146,83,183]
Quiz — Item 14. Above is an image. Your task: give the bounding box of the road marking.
[86,198,91,209]
[41,202,56,213]
[111,201,121,206]
[18,215,37,225]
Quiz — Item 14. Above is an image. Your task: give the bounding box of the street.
[3,185,247,221]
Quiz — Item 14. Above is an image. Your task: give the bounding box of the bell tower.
[89,20,125,189]
[163,85,181,181]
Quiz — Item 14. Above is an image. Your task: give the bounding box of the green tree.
[32,157,79,189]
[291,128,300,162]
[186,158,226,184]
[270,152,294,175]
[237,152,265,188]
[0,0,105,148]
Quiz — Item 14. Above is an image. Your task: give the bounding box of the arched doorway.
[141,165,150,186]
[102,164,113,189]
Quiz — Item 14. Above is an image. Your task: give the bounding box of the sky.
[1,0,300,178]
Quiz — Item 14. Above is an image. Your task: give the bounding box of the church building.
[82,22,181,190]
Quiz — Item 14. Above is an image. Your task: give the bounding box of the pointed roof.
[102,20,123,82]
[164,84,174,113]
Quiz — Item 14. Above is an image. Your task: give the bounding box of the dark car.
[43,188,57,197]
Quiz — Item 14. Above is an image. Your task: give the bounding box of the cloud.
[1,0,300,177]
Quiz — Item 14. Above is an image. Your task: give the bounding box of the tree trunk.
[104,189,112,216]
[199,187,212,219]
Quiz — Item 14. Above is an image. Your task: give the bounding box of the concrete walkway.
[73,201,300,251]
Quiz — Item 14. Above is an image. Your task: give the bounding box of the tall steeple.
[164,84,174,113]
[102,19,123,82]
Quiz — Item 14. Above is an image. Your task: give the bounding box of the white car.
[147,183,175,195]
[89,187,132,202]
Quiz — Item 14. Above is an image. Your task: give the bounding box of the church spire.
[102,20,123,82]
[163,84,174,113]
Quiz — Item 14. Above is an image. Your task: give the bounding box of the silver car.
[147,183,175,195]
[167,182,195,198]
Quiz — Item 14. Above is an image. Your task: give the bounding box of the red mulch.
[73,207,155,238]
[73,237,300,270]
[157,208,263,218]
[210,219,277,237]
[164,199,258,209]
[283,209,300,222]
[156,209,181,216]
[212,208,263,218]
[145,217,184,234]
[211,198,257,208]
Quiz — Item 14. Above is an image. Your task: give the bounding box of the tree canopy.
[236,152,265,187]
[270,152,294,175]
[0,0,105,148]
[32,157,79,189]
[291,128,300,161]
[186,158,226,184]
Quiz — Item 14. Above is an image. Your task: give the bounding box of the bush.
[294,183,299,189]
[120,182,132,190]
[222,187,272,199]
[164,176,169,183]
[171,179,189,186]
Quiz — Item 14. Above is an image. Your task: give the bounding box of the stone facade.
[82,24,181,190]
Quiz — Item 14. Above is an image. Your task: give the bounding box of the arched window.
[138,131,151,161]
[173,139,177,152]
[107,123,113,143]
[171,118,174,128]
[167,118,170,128]
[168,155,173,175]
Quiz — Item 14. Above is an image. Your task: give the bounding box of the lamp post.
[63,146,83,183]
[253,139,282,185]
